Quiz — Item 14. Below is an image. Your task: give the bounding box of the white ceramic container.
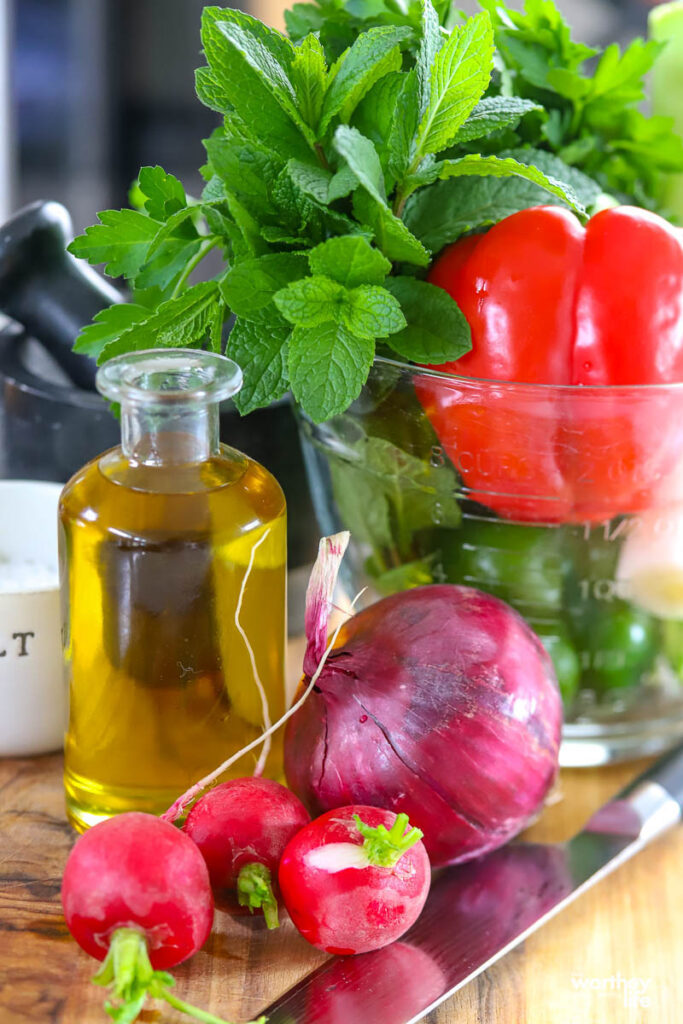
[0,481,64,755]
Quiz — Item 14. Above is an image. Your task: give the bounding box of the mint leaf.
[319,25,411,135]
[285,159,332,205]
[353,190,430,266]
[402,156,591,253]
[435,153,585,212]
[198,7,312,162]
[261,226,309,246]
[274,275,345,326]
[215,18,316,144]
[73,303,150,359]
[328,165,359,201]
[68,210,161,280]
[206,4,296,75]
[135,208,202,291]
[453,96,543,144]
[226,313,291,414]
[289,320,374,422]
[414,11,494,159]
[383,277,471,362]
[329,453,393,550]
[328,427,460,560]
[353,70,419,182]
[273,160,360,240]
[137,166,187,221]
[340,285,405,338]
[195,66,231,114]
[221,252,308,318]
[98,281,220,362]
[309,235,391,287]
[370,556,437,596]
[222,193,271,257]
[203,127,279,219]
[209,300,226,354]
[290,34,328,130]
[502,148,602,208]
[416,0,443,120]
[333,124,387,202]
[362,435,461,534]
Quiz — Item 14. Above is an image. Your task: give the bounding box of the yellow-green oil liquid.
[59,444,286,831]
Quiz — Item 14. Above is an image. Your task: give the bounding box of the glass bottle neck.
[120,400,220,465]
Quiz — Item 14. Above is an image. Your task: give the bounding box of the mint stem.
[392,189,408,218]
[353,811,424,867]
[314,142,330,171]
[171,237,219,299]
[237,862,280,930]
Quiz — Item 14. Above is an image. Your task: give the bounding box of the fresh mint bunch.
[71,0,598,424]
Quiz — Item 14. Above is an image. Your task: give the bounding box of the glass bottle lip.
[96,349,243,406]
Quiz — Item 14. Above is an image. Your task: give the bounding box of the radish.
[183,777,310,928]
[278,805,431,955]
[61,812,264,1024]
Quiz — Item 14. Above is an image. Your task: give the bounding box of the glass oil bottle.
[59,350,286,830]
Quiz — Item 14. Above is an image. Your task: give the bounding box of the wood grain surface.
[1,660,681,1023]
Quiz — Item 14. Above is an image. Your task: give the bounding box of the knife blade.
[259,741,683,1024]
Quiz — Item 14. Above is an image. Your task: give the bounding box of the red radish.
[61,812,264,1024]
[183,777,310,927]
[278,805,431,955]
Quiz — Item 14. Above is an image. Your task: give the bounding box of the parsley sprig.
[69,0,683,424]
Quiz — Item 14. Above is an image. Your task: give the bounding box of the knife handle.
[613,740,683,841]
[620,739,683,807]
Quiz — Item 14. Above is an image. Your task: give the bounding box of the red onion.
[285,579,562,867]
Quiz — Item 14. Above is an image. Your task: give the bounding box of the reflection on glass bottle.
[59,351,287,831]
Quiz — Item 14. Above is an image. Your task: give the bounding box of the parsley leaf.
[97,282,222,362]
[73,303,151,359]
[137,166,187,221]
[68,210,160,280]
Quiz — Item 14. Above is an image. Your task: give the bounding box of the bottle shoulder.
[58,444,286,537]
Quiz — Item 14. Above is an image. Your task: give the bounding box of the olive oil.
[59,352,286,831]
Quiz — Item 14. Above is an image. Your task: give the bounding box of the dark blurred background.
[0,0,653,232]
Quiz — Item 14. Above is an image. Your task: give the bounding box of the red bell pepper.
[418,205,683,523]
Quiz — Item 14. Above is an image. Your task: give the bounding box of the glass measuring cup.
[296,357,683,765]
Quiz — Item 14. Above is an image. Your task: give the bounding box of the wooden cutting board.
[1,641,681,1023]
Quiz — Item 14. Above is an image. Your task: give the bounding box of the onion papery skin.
[284,585,562,867]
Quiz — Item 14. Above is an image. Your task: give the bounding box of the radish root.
[163,532,355,823]
[233,526,272,778]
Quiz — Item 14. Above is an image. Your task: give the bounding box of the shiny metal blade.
[259,788,677,1024]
